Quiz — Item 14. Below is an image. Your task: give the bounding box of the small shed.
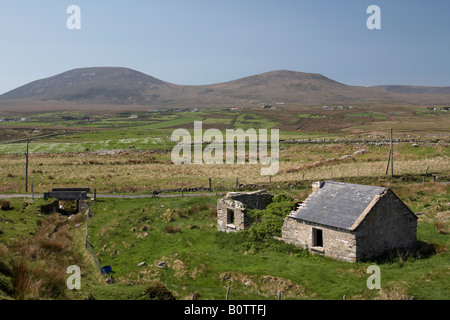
[217,190,273,232]
[282,181,417,262]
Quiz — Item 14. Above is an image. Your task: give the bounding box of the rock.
[353,149,365,155]
[186,292,199,300]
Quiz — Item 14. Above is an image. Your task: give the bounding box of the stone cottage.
[217,190,273,232]
[282,181,417,262]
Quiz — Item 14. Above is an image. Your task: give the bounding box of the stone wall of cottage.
[217,198,247,232]
[354,190,417,260]
[281,189,417,263]
[217,190,273,233]
[282,217,357,263]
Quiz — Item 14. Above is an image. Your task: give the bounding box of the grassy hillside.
[0,106,448,300]
[2,180,447,300]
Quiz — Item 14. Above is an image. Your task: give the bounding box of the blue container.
[102,265,112,274]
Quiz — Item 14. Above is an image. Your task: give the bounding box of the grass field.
[1,181,448,300]
[0,105,448,300]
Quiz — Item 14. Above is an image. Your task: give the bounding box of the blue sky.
[1,0,450,94]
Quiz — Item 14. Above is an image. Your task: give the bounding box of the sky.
[1,0,450,94]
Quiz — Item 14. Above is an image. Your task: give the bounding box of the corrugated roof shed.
[291,181,387,230]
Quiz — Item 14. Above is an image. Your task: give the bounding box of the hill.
[370,85,450,95]
[0,67,172,105]
[1,67,449,111]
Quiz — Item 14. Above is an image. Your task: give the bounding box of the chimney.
[312,181,324,192]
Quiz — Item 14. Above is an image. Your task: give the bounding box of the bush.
[165,225,181,234]
[0,273,13,296]
[218,194,299,253]
[272,193,294,203]
[0,200,10,211]
[139,281,176,300]
[0,260,13,278]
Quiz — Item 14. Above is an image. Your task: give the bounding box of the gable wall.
[354,190,417,260]
[217,199,247,232]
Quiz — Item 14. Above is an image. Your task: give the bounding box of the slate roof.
[291,181,387,230]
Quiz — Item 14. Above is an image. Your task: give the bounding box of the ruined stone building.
[217,190,273,232]
[282,181,418,262]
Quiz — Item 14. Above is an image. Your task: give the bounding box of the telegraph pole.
[385,128,394,177]
[25,138,29,192]
[390,128,394,177]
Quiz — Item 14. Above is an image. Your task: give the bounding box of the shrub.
[139,281,176,300]
[0,273,13,296]
[11,258,32,299]
[165,225,181,234]
[221,194,298,253]
[186,205,200,216]
[0,199,11,211]
[435,219,448,234]
[0,260,13,278]
[272,193,294,203]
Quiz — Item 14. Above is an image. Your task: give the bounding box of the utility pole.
[385,128,394,177]
[25,138,29,192]
[390,128,394,177]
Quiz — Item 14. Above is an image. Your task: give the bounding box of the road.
[0,192,222,199]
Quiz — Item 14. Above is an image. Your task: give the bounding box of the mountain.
[0,67,449,110]
[370,85,450,95]
[0,67,172,104]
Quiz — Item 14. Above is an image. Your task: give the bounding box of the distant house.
[129,114,138,119]
[20,118,27,122]
[282,181,417,262]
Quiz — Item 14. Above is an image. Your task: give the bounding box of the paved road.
[0,192,222,199]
